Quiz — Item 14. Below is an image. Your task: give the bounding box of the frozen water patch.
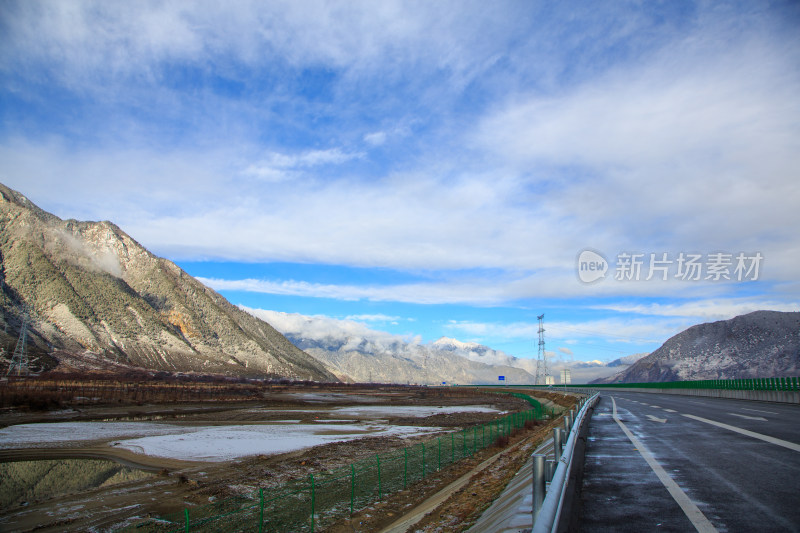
[0,422,187,449]
[0,421,445,461]
[329,405,504,418]
[116,424,443,461]
[284,392,382,403]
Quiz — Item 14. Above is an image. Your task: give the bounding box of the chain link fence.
[120,394,548,532]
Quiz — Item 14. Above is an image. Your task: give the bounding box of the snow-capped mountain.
[431,336,538,374]
[243,310,535,385]
[244,309,646,384]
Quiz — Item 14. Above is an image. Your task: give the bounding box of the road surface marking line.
[646,414,667,423]
[612,397,718,533]
[728,413,768,422]
[651,405,661,408]
[664,409,678,413]
[682,414,800,452]
[741,407,777,415]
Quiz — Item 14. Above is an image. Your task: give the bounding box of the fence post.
[310,474,315,532]
[423,442,426,478]
[404,448,408,489]
[350,464,355,514]
[451,432,455,463]
[377,455,382,500]
[473,426,477,455]
[259,488,264,533]
[184,508,190,533]
[438,437,442,471]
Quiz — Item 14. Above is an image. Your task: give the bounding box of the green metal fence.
[119,396,548,532]
[572,377,800,391]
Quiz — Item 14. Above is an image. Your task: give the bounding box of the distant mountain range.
[0,183,336,381]
[595,310,800,383]
[245,309,646,385]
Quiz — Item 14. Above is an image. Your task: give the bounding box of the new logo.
[577,249,608,283]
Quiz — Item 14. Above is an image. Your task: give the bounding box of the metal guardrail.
[531,393,600,533]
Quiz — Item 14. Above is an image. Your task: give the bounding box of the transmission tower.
[535,314,547,385]
[6,311,30,376]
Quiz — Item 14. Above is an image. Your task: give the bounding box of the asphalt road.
[577,392,800,532]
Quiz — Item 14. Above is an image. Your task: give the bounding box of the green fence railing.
[566,376,800,391]
[119,395,549,532]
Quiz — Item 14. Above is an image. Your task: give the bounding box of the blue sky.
[1,1,799,367]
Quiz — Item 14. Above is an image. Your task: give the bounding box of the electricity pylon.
[535,314,547,385]
[6,311,30,376]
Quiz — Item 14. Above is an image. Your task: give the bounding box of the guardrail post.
[553,427,562,462]
[564,414,571,434]
[546,458,555,480]
[532,453,546,519]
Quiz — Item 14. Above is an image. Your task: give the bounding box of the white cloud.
[594,299,800,320]
[242,308,426,356]
[558,347,573,356]
[474,25,800,259]
[2,0,798,324]
[444,317,690,348]
[363,131,387,146]
[345,314,404,322]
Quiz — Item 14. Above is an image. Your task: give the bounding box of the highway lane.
[577,392,800,532]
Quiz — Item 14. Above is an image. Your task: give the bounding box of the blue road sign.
[498,375,505,381]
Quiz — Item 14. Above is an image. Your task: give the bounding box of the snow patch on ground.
[0,422,187,448]
[328,405,504,418]
[0,420,447,461]
[116,424,443,461]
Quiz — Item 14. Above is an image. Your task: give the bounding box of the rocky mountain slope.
[597,311,800,383]
[0,183,336,381]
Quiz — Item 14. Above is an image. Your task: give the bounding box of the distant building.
[560,369,571,384]
[544,375,555,385]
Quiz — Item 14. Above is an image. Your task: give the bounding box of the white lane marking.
[682,414,800,453]
[742,407,778,415]
[651,405,661,408]
[612,397,718,533]
[728,413,768,422]
[664,409,678,413]
[646,414,667,423]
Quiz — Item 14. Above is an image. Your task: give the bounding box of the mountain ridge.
[595,311,800,383]
[244,308,646,384]
[0,182,337,381]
